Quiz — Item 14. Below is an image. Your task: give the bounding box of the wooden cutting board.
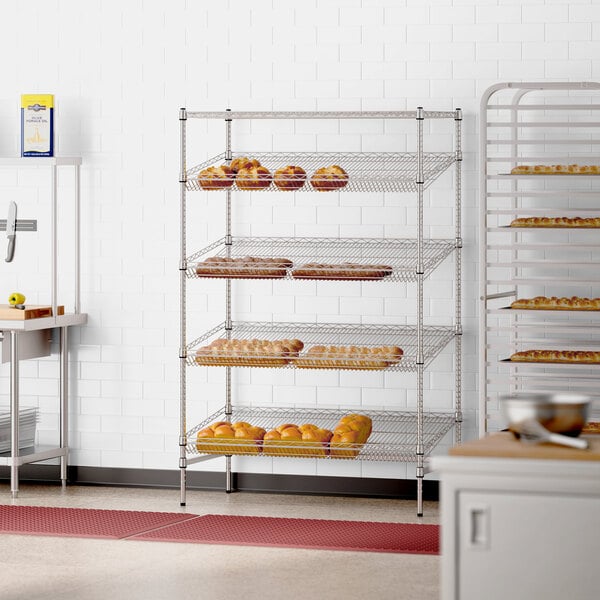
[0,304,64,320]
[449,431,600,462]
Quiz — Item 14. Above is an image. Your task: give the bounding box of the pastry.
[295,344,403,370]
[509,350,600,364]
[230,157,261,173]
[195,256,293,279]
[236,165,273,190]
[510,296,600,311]
[196,420,266,455]
[509,217,600,228]
[197,165,235,190]
[309,165,349,191]
[291,262,393,281]
[273,165,307,191]
[262,423,333,457]
[330,413,373,459]
[195,338,304,367]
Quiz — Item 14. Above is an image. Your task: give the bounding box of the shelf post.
[416,106,425,517]
[179,107,188,506]
[59,326,68,487]
[454,108,463,444]
[10,331,19,498]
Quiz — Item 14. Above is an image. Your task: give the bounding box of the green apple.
[8,292,26,306]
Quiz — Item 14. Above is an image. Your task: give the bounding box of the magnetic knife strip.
[0,220,37,231]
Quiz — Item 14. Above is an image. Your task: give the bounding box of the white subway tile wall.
[0,0,595,480]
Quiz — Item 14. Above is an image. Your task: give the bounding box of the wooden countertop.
[449,431,600,462]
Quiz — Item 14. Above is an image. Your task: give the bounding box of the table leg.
[10,331,19,498]
[59,326,68,487]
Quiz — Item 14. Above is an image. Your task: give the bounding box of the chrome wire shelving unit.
[179,109,463,516]
[480,81,600,434]
[186,407,455,463]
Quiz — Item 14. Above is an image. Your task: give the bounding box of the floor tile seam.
[119,514,202,540]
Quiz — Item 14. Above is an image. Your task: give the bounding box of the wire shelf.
[187,237,456,282]
[185,152,457,194]
[186,406,456,462]
[185,110,460,120]
[187,321,456,372]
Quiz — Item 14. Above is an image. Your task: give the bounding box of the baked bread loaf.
[511,296,600,311]
[310,165,349,191]
[295,344,403,370]
[509,350,600,364]
[195,256,293,279]
[196,421,266,455]
[197,165,235,190]
[510,164,600,175]
[195,338,304,367]
[330,413,373,459]
[230,157,261,173]
[509,216,600,228]
[262,423,333,457]
[582,421,600,434]
[273,166,307,191]
[236,165,273,190]
[291,262,393,281]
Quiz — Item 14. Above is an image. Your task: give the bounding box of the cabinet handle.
[467,504,490,550]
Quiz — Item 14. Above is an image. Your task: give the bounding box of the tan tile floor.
[0,484,439,600]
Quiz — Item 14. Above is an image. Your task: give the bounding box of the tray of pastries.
[291,262,393,281]
[195,338,304,367]
[509,350,600,364]
[510,164,600,175]
[295,344,403,370]
[510,296,600,311]
[509,217,600,228]
[195,256,293,278]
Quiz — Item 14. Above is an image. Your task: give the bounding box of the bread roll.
[230,157,261,173]
[295,344,402,370]
[310,165,349,191]
[273,165,307,191]
[236,165,273,190]
[195,337,304,367]
[197,165,235,190]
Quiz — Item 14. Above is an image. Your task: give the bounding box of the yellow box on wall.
[21,94,54,156]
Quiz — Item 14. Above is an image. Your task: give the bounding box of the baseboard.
[0,464,439,501]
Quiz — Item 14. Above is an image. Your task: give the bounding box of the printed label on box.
[21,94,54,156]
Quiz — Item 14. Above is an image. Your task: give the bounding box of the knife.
[5,201,16,262]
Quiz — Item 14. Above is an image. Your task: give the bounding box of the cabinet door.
[457,490,600,600]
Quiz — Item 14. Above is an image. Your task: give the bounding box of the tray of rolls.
[188,321,455,372]
[505,350,600,365]
[188,407,456,462]
[188,236,456,282]
[507,296,600,312]
[507,217,600,229]
[185,151,457,194]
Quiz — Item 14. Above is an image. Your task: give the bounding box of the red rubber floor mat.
[132,514,440,554]
[0,505,198,539]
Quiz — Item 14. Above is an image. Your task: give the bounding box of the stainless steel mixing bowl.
[500,393,591,437]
